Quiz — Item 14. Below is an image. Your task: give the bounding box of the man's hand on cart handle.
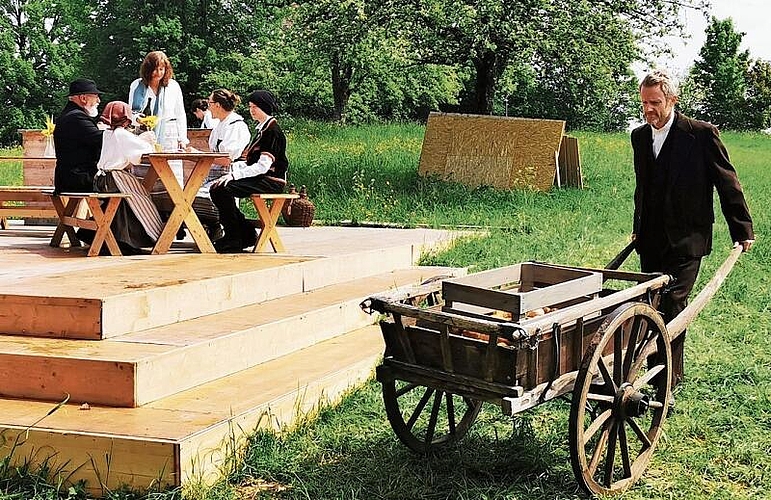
[735,239,755,252]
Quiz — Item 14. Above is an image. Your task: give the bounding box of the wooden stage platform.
[0,222,465,495]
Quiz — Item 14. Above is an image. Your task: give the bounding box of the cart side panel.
[379,320,519,387]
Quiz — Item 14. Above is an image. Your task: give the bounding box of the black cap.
[247,90,277,115]
[68,78,105,96]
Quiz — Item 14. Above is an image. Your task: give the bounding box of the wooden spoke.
[585,409,612,442]
[381,378,483,454]
[586,393,615,404]
[603,421,619,487]
[622,316,646,380]
[424,390,443,444]
[597,357,617,392]
[626,417,652,449]
[633,363,666,390]
[569,302,671,496]
[619,422,632,479]
[395,382,419,398]
[406,387,434,431]
[446,392,456,434]
[588,423,611,476]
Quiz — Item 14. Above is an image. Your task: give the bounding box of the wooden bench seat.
[249,193,299,253]
[48,191,131,257]
[0,186,58,229]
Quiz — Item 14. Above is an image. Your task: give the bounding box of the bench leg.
[252,198,288,253]
[85,197,123,257]
[50,197,83,248]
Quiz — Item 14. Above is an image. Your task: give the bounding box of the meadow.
[0,123,769,499]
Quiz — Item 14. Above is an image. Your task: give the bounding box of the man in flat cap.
[53,78,105,193]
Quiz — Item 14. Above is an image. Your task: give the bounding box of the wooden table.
[143,152,229,254]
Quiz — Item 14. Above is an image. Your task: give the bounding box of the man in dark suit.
[53,78,105,193]
[631,70,755,385]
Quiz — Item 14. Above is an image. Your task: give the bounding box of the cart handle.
[666,245,743,340]
[606,240,636,270]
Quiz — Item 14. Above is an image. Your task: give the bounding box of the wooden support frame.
[249,193,299,253]
[0,186,58,229]
[49,192,129,256]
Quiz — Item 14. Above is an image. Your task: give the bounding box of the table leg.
[148,156,215,254]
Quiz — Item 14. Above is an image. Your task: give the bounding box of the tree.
[0,0,91,145]
[689,17,751,129]
[377,0,706,116]
[744,59,771,130]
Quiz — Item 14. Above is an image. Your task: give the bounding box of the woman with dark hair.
[128,50,189,185]
[191,98,219,129]
[210,90,289,253]
[191,88,251,240]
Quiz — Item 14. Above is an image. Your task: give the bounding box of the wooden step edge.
[0,325,386,494]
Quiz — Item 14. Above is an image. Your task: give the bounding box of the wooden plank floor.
[0,222,464,495]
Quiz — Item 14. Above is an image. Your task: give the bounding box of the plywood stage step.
[0,324,385,497]
[0,267,462,407]
[0,238,438,340]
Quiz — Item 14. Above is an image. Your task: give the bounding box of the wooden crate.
[442,262,602,322]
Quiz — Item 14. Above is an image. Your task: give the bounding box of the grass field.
[0,124,768,499]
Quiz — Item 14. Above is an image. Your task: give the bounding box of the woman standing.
[192,88,251,239]
[128,50,189,185]
[210,90,289,253]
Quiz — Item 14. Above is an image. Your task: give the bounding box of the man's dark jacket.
[632,111,754,258]
[53,101,103,193]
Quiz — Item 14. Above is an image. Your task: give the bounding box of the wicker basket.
[282,184,315,227]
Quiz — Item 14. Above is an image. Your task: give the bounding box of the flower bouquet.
[41,115,56,157]
[136,115,161,151]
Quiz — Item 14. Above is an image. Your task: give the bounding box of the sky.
[646,0,771,77]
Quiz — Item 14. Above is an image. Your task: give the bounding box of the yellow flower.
[41,115,55,137]
[137,115,159,130]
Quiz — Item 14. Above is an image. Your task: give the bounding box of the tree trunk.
[331,52,352,122]
[472,50,504,115]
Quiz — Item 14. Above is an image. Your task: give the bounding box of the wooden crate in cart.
[362,261,674,496]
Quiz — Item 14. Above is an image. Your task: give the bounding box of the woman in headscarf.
[210,90,289,253]
[128,50,189,185]
[95,101,165,254]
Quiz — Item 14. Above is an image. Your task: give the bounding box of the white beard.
[86,105,99,118]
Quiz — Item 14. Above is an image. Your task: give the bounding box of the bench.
[249,193,299,253]
[48,191,131,256]
[0,186,58,229]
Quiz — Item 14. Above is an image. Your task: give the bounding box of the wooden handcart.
[360,246,743,495]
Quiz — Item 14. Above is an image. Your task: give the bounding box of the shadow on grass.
[235,383,585,500]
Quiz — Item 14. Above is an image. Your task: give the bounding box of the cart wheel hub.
[615,382,650,418]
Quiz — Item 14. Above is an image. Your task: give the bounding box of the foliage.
[744,59,771,130]
[688,17,752,129]
[376,0,705,119]
[0,0,91,145]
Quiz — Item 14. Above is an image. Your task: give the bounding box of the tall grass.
[235,124,770,500]
[1,125,768,499]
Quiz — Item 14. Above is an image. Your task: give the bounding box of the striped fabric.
[111,170,165,241]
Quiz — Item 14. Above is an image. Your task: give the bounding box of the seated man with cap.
[53,78,105,194]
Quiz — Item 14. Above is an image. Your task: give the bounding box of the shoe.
[206,224,225,242]
[214,237,245,254]
[241,228,257,249]
[176,227,186,241]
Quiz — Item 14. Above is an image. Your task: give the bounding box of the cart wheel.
[382,379,482,454]
[569,302,671,495]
